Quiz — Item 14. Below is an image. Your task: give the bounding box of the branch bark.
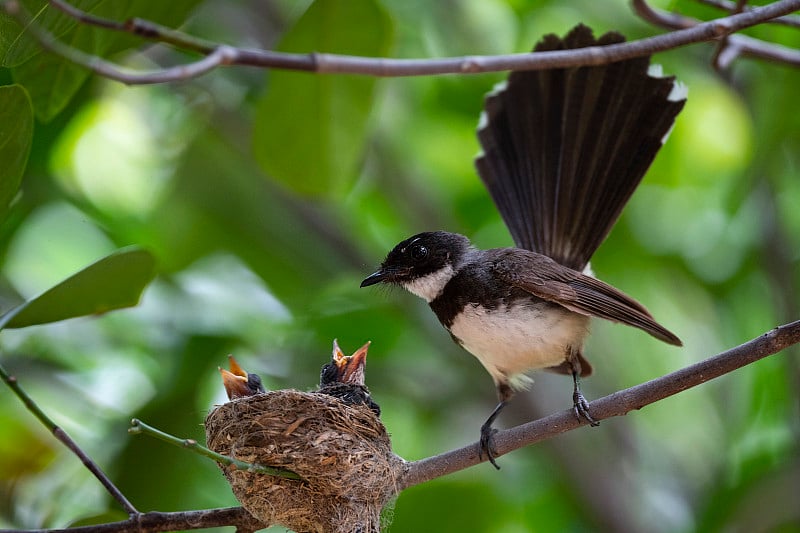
[0,507,265,533]
[399,320,800,489]
[1,0,799,85]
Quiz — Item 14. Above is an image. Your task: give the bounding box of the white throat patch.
[401,264,456,302]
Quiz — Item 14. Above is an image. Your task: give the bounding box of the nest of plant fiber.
[205,389,404,533]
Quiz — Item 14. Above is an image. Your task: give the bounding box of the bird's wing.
[475,24,686,270]
[491,248,682,346]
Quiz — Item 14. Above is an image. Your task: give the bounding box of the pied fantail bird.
[360,25,686,468]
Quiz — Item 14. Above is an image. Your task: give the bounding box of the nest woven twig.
[205,389,405,533]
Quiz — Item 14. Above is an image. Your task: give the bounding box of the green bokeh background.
[1,0,799,531]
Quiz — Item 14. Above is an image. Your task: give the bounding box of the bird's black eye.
[410,244,428,260]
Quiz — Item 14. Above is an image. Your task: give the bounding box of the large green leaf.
[0,248,157,330]
[8,0,201,122]
[11,31,93,122]
[253,0,393,195]
[1,0,104,67]
[0,84,33,222]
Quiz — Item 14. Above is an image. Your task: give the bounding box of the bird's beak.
[220,355,261,400]
[360,269,387,287]
[343,341,370,384]
[219,367,249,400]
[226,354,247,378]
[332,339,346,363]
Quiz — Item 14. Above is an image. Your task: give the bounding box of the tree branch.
[399,320,800,489]
[696,0,800,28]
[0,362,139,517]
[0,0,798,86]
[633,0,800,68]
[47,0,220,54]
[0,507,265,533]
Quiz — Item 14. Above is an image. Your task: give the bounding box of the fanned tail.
[475,24,686,270]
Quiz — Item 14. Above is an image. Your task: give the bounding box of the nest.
[205,390,405,533]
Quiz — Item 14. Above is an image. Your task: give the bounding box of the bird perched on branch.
[318,339,381,416]
[361,24,685,468]
[219,355,266,400]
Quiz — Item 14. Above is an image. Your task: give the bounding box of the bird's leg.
[572,371,598,426]
[568,350,599,427]
[479,383,513,469]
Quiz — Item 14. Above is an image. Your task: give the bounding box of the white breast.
[449,302,590,390]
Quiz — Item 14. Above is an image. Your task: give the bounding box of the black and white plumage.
[361,25,685,467]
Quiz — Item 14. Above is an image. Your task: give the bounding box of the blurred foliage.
[0,84,32,223]
[0,0,799,532]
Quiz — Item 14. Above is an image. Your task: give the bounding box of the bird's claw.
[573,390,599,427]
[479,424,501,470]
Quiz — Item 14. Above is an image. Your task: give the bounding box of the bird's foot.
[479,422,501,470]
[573,390,599,427]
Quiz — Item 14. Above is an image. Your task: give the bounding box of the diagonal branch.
[0,362,139,517]
[399,320,800,489]
[1,0,799,85]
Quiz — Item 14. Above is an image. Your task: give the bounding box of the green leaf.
[1,0,104,67]
[9,0,202,121]
[0,84,33,222]
[11,36,92,122]
[0,248,157,330]
[253,0,393,196]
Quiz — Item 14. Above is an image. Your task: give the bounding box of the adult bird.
[360,24,685,468]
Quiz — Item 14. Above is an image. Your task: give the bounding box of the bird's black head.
[360,232,471,299]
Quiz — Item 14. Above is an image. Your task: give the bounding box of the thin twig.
[633,0,800,67]
[399,320,800,489]
[712,0,747,71]
[696,0,800,27]
[129,418,302,480]
[1,0,799,85]
[0,362,139,516]
[48,0,219,53]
